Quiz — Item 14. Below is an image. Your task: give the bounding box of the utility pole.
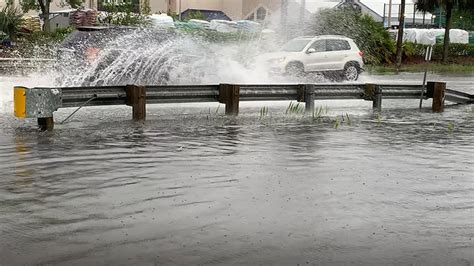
[396,0,406,70]
[388,0,392,28]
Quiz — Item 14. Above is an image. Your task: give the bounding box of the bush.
[98,12,150,26]
[310,8,396,65]
[0,6,23,39]
[7,27,74,58]
[403,42,474,60]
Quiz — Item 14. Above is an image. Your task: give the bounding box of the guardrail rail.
[13,82,473,130]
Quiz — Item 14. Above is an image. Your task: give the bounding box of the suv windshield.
[280,39,311,52]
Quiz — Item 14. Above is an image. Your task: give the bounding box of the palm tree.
[396,0,406,70]
[415,0,474,63]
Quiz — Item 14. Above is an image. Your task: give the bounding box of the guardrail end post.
[38,117,54,131]
[428,82,445,113]
[304,84,315,113]
[218,84,240,116]
[373,85,382,112]
[126,85,146,121]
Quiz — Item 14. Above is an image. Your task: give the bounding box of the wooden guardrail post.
[297,84,315,113]
[126,85,146,121]
[218,84,240,115]
[38,117,54,131]
[427,81,446,113]
[304,84,315,113]
[373,85,382,112]
[365,84,382,111]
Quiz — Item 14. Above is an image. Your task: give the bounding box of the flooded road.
[0,73,473,265]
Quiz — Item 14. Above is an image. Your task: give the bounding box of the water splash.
[54,27,309,87]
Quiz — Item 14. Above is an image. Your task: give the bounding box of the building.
[168,0,282,21]
[0,0,96,16]
[334,0,434,28]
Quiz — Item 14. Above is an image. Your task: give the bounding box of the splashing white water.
[54,28,308,87]
[0,73,56,114]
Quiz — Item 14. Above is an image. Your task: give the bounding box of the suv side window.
[326,40,351,51]
[309,40,325,52]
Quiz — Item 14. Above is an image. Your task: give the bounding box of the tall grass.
[0,6,23,39]
[285,102,304,115]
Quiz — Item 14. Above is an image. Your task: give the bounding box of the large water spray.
[54,27,306,87]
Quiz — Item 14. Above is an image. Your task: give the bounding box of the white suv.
[256,35,364,81]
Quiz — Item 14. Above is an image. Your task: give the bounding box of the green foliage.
[310,8,396,64]
[0,5,23,39]
[98,0,150,26]
[25,26,74,43]
[415,0,474,12]
[20,0,83,13]
[100,1,135,13]
[185,10,205,21]
[452,9,474,31]
[6,27,74,58]
[447,122,455,133]
[403,42,474,58]
[99,12,150,26]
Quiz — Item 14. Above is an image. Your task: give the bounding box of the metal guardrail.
[13,82,473,130]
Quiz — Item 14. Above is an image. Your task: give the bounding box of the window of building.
[256,7,267,21]
[245,5,269,22]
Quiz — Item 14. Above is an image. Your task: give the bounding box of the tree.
[395,0,406,70]
[311,8,395,65]
[21,0,82,32]
[415,0,474,63]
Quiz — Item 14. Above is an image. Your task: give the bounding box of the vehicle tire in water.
[286,62,304,77]
[344,63,359,81]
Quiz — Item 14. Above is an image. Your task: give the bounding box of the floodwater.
[0,73,473,265]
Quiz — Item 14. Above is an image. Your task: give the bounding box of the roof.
[181,9,231,22]
[336,0,432,20]
[304,0,340,13]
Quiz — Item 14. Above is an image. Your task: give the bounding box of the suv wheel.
[286,62,304,77]
[344,64,359,81]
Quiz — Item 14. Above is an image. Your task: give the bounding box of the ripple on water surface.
[0,77,473,265]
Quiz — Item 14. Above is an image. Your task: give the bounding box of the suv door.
[325,39,352,70]
[303,39,333,72]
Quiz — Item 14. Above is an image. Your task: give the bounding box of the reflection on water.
[1,74,474,265]
[0,102,473,265]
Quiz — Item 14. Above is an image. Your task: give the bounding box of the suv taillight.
[358,51,364,57]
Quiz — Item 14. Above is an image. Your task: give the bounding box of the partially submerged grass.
[447,122,455,133]
[285,102,304,115]
[375,113,382,126]
[259,106,269,120]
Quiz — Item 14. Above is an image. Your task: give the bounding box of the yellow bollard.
[14,86,27,118]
